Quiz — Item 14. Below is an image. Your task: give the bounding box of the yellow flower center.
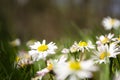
[47,63,53,70]
[78,41,88,47]
[69,61,81,70]
[101,37,109,44]
[100,52,110,60]
[37,45,48,52]
[110,19,115,26]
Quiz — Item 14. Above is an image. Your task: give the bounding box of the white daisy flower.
[93,43,120,64]
[10,38,21,47]
[73,40,95,52]
[16,51,33,68]
[53,59,98,80]
[102,17,120,30]
[112,35,120,43]
[36,61,53,77]
[29,40,58,61]
[35,55,67,80]
[32,61,53,80]
[108,43,120,58]
[61,48,69,54]
[96,33,114,45]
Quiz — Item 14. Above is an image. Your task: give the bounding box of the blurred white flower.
[96,33,114,45]
[10,38,21,47]
[34,55,67,80]
[102,17,120,30]
[93,43,120,64]
[73,41,94,52]
[70,44,78,53]
[16,51,33,68]
[32,61,53,80]
[36,61,53,77]
[112,35,120,43]
[29,40,58,61]
[61,48,69,54]
[53,59,98,80]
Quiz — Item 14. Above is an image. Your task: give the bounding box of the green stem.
[111,28,114,34]
[117,56,120,69]
[49,73,53,80]
[80,52,84,61]
[86,78,88,80]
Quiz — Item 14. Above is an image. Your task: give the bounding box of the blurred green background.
[0,0,120,41]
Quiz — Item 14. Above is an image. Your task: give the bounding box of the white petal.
[76,71,93,79]
[42,40,46,45]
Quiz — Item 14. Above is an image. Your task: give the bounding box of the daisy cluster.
[13,17,120,80]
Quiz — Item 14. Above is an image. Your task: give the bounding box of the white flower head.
[16,51,33,68]
[112,35,120,43]
[102,17,120,30]
[35,55,67,80]
[36,61,53,77]
[53,59,98,80]
[10,38,21,47]
[29,40,58,61]
[96,33,114,45]
[93,43,120,64]
[61,48,69,54]
[73,40,95,52]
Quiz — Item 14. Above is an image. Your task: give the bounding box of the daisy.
[73,40,95,52]
[93,43,120,64]
[15,51,33,68]
[29,40,58,61]
[53,59,98,80]
[96,33,114,45]
[102,17,120,30]
[36,61,53,77]
[31,61,53,80]
[34,55,67,80]
[112,35,120,43]
[10,38,21,47]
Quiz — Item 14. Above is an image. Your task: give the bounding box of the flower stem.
[80,52,84,61]
[49,73,53,80]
